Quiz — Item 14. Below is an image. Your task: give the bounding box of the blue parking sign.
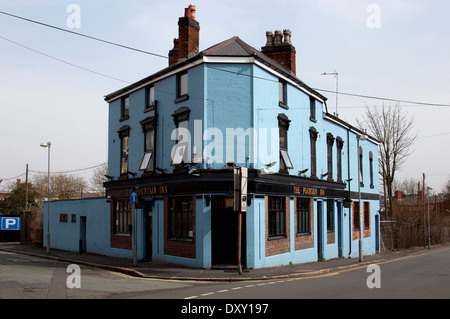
[0,217,21,231]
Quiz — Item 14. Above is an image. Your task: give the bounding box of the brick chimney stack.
[169,5,200,66]
[261,29,296,75]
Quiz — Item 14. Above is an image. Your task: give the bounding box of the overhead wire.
[0,34,131,84]
[1,10,449,108]
[0,10,168,59]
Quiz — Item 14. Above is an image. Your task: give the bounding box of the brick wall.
[265,196,290,257]
[164,196,196,259]
[110,203,132,250]
[294,198,314,250]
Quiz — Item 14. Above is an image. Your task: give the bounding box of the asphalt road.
[1,247,449,300]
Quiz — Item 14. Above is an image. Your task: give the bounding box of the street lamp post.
[357,134,368,262]
[40,142,51,253]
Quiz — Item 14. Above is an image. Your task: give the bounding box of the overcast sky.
[0,0,449,193]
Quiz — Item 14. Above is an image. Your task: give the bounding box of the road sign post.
[130,190,138,266]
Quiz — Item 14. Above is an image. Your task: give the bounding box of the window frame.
[175,71,189,103]
[278,114,292,172]
[326,133,335,181]
[353,201,360,231]
[118,125,130,176]
[309,127,318,178]
[140,116,155,172]
[309,96,317,122]
[168,196,194,241]
[145,85,157,112]
[363,202,370,230]
[326,199,335,232]
[268,196,287,239]
[296,198,311,235]
[121,95,130,121]
[336,137,344,183]
[113,200,131,235]
[279,80,288,109]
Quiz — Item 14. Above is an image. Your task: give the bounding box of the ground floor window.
[364,202,370,230]
[327,199,335,232]
[353,201,360,230]
[268,196,286,238]
[168,196,194,240]
[297,198,310,235]
[114,200,131,234]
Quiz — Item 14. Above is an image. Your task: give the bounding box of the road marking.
[217,289,229,293]
[200,292,215,296]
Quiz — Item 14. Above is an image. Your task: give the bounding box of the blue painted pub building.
[45,6,380,269]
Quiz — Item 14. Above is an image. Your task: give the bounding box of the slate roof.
[105,36,327,103]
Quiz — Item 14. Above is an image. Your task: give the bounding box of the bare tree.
[445,176,450,200]
[357,104,417,218]
[90,163,108,195]
[393,177,420,196]
[33,173,88,200]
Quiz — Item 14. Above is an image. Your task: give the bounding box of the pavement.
[1,242,448,282]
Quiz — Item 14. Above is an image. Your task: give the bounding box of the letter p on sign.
[0,217,20,231]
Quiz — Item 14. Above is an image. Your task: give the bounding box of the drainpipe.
[347,127,352,257]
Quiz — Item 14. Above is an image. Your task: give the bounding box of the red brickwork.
[265,196,290,257]
[294,198,314,250]
[164,196,196,259]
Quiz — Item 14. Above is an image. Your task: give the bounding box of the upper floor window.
[118,125,130,176]
[309,127,318,178]
[278,114,293,172]
[175,71,188,102]
[369,151,374,189]
[145,85,156,111]
[140,117,155,172]
[359,146,364,187]
[279,80,288,109]
[121,96,130,120]
[336,137,344,183]
[309,96,316,122]
[172,107,190,166]
[326,133,335,181]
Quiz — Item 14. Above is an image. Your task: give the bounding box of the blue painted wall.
[101,58,381,268]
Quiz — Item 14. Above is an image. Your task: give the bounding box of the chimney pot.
[261,29,296,75]
[265,31,274,46]
[169,6,200,66]
[189,4,196,20]
[283,29,292,45]
[274,30,283,45]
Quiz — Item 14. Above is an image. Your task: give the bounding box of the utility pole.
[234,167,248,275]
[25,164,29,212]
[423,173,426,248]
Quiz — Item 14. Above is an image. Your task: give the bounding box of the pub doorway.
[211,196,246,268]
